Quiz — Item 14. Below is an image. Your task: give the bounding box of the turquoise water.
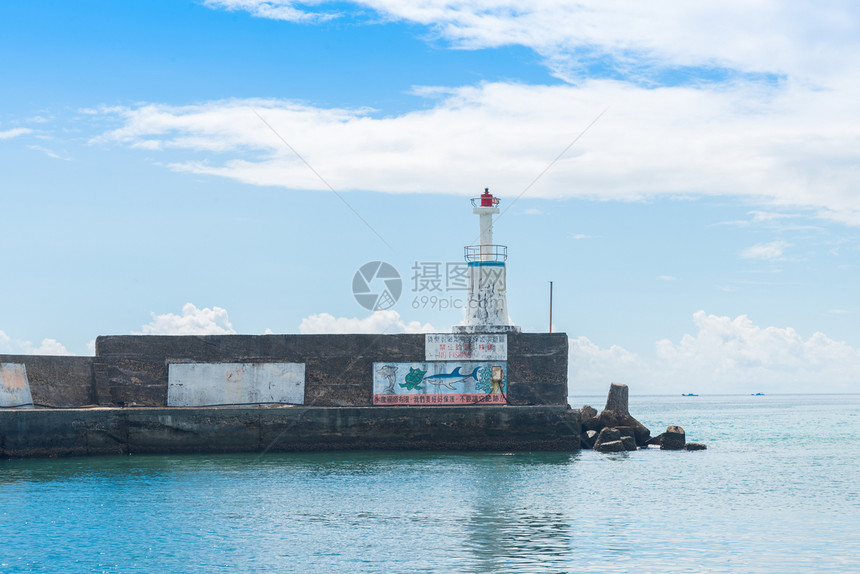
[1,394,858,573]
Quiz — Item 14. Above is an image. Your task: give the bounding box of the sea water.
[1,394,857,573]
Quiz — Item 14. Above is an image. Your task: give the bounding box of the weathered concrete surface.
[2,333,568,409]
[1,363,33,407]
[95,334,426,407]
[94,333,569,407]
[580,429,597,449]
[581,404,598,430]
[590,382,651,447]
[1,335,573,458]
[594,440,625,453]
[503,333,568,406]
[0,405,581,457]
[661,425,686,450]
[604,382,629,413]
[0,408,127,457]
[98,357,167,406]
[0,355,96,407]
[167,362,305,406]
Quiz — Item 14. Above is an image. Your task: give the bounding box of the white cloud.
[30,339,72,355]
[159,2,860,225]
[655,311,860,393]
[714,211,823,232]
[569,335,641,395]
[93,75,860,224]
[0,329,72,356]
[299,310,435,334]
[0,128,32,140]
[136,303,237,335]
[750,211,794,224]
[203,2,860,85]
[202,0,339,23]
[657,275,677,281]
[26,144,70,160]
[570,311,860,396]
[741,240,791,260]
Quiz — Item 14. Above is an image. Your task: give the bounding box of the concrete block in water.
[661,425,686,450]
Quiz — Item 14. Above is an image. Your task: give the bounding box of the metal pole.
[549,281,553,333]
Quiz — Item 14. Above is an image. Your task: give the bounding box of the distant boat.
[751,392,765,396]
[681,393,698,397]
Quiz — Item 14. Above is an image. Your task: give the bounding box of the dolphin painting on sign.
[376,364,398,394]
[372,361,507,405]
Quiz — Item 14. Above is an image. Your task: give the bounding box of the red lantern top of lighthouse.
[471,188,501,208]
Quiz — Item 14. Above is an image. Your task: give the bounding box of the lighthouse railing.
[464,244,507,262]
[470,196,501,208]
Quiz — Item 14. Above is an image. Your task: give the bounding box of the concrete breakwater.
[1,332,580,457]
[0,406,579,457]
[580,382,707,452]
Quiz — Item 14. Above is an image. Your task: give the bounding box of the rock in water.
[645,434,664,447]
[581,404,599,430]
[620,435,637,451]
[580,429,598,449]
[604,382,629,414]
[660,425,686,450]
[593,409,619,431]
[615,426,639,451]
[593,427,621,452]
[685,442,707,451]
[595,427,621,443]
[593,383,652,447]
[595,440,625,453]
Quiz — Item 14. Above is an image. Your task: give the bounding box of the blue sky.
[2,1,859,394]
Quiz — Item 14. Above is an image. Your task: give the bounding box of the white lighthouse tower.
[453,189,521,333]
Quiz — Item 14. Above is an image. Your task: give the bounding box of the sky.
[1,0,859,395]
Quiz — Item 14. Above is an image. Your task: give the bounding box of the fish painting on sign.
[423,366,481,390]
[372,361,508,406]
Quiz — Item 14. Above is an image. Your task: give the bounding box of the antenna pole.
[549,281,553,333]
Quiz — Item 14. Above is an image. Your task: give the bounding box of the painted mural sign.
[0,363,34,408]
[424,333,507,361]
[167,362,306,407]
[373,361,508,406]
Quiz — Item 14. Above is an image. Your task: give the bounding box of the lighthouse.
[453,189,521,333]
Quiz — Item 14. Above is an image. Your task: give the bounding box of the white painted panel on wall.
[167,362,305,407]
[0,363,34,408]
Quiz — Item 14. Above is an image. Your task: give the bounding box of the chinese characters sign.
[373,361,508,406]
[424,333,507,361]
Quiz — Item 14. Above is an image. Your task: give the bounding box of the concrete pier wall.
[0,355,96,407]
[0,405,580,457]
[0,333,575,457]
[0,332,568,408]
